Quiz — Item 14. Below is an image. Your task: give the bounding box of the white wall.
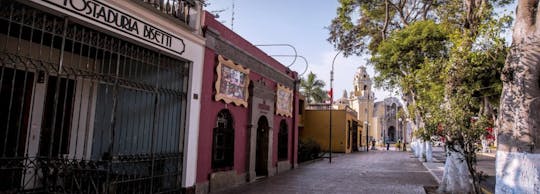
[496,151,540,193]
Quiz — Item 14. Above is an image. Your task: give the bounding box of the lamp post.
[270,55,309,76]
[254,44,297,67]
[364,121,369,152]
[365,104,369,152]
[329,50,343,163]
[398,118,407,151]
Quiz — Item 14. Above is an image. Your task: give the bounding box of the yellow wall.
[301,110,360,153]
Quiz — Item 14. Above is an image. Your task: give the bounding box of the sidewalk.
[217,150,437,194]
[419,146,495,194]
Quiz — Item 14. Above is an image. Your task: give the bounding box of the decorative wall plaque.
[276,84,293,117]
[215,55,250,107]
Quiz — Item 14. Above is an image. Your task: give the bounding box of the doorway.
[351,121,358,152]
[388,126,396,142]
[255,116,269,177]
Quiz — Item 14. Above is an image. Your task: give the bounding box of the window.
[212,109,235,170]
[299,100,305,115]
[278,120,288,160]
[39,76,75,157]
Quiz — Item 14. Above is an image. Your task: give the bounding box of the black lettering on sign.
[43,0,186,55]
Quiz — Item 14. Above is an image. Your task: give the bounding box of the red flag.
[328,88,333,100]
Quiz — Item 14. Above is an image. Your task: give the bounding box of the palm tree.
[300,72,328,103]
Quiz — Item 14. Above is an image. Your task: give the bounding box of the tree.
[328,0,438,57]
[438,1,509,192]
[329,0,511,193]
[371,20,448,133]
[329,1,442,153]
[300,72,328,103]
[496,0,540,193]
[369,21,448,165]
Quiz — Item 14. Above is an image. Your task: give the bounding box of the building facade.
[348,66,374,147]
[333,66,407,146]
[0,0,205,192]
[372,97,404,144]
[195,12,299,193]
[301,104,361,153]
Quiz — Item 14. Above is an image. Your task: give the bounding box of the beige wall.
[301,110,360,153]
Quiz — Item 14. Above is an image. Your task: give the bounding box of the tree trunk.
[415,140,422,158]
[425,141,433,162]
[496,1,540,193]
[438,144,473,193]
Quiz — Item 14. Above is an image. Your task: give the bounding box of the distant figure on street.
[386,137,390,150]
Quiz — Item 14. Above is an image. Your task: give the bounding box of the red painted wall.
[202,12,293,75]
[196,12,298,184]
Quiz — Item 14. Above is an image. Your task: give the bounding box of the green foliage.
[371,20,449,92]
[413,127,433,142]
[330,2,512,192]
[300,72,328,103]
[298,138,322,162]
[328,0,438,56]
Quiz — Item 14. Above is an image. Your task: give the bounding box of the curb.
[481,186,493,194]
[477,152,496,158]
[422,162,442,184]
[298,157,324,166]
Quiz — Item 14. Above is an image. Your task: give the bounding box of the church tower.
[350,66,375,141]
[353,66,372,98]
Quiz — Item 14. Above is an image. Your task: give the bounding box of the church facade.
[337,66,406,146]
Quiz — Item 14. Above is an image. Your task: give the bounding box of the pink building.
[195,12,299,193]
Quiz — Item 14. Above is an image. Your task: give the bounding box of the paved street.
[216,150,438,194]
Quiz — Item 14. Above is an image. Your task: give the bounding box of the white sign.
[30,0,186,56]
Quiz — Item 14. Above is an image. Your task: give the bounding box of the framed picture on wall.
[215,55,250,107]
[276,84,293,117]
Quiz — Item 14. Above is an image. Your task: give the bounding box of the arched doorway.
[256,116,269,176]
[351,121,358,152]
[388,126,396,142]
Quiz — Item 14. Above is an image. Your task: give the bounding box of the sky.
[205,0,394,102]
[205,1,515,102]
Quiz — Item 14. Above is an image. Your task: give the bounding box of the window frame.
[278,119,288,161]
[212,109,235,170]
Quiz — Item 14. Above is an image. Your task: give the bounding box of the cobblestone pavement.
[216,150,438,194]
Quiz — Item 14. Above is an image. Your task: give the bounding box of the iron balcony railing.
[0,1,190,192]
[140,0,197,28]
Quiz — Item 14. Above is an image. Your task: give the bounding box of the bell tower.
[353,66,372,99]
[350,66,375,144]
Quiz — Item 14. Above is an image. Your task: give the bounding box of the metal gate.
[0,0,189,193]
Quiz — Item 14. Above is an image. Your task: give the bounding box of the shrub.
[298,138,321,162]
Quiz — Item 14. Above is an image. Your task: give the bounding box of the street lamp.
[364,121,369,152]
[400,118,406,151]
[329,50,343,163]
[254,44,298,67]
[270,55,309,76]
